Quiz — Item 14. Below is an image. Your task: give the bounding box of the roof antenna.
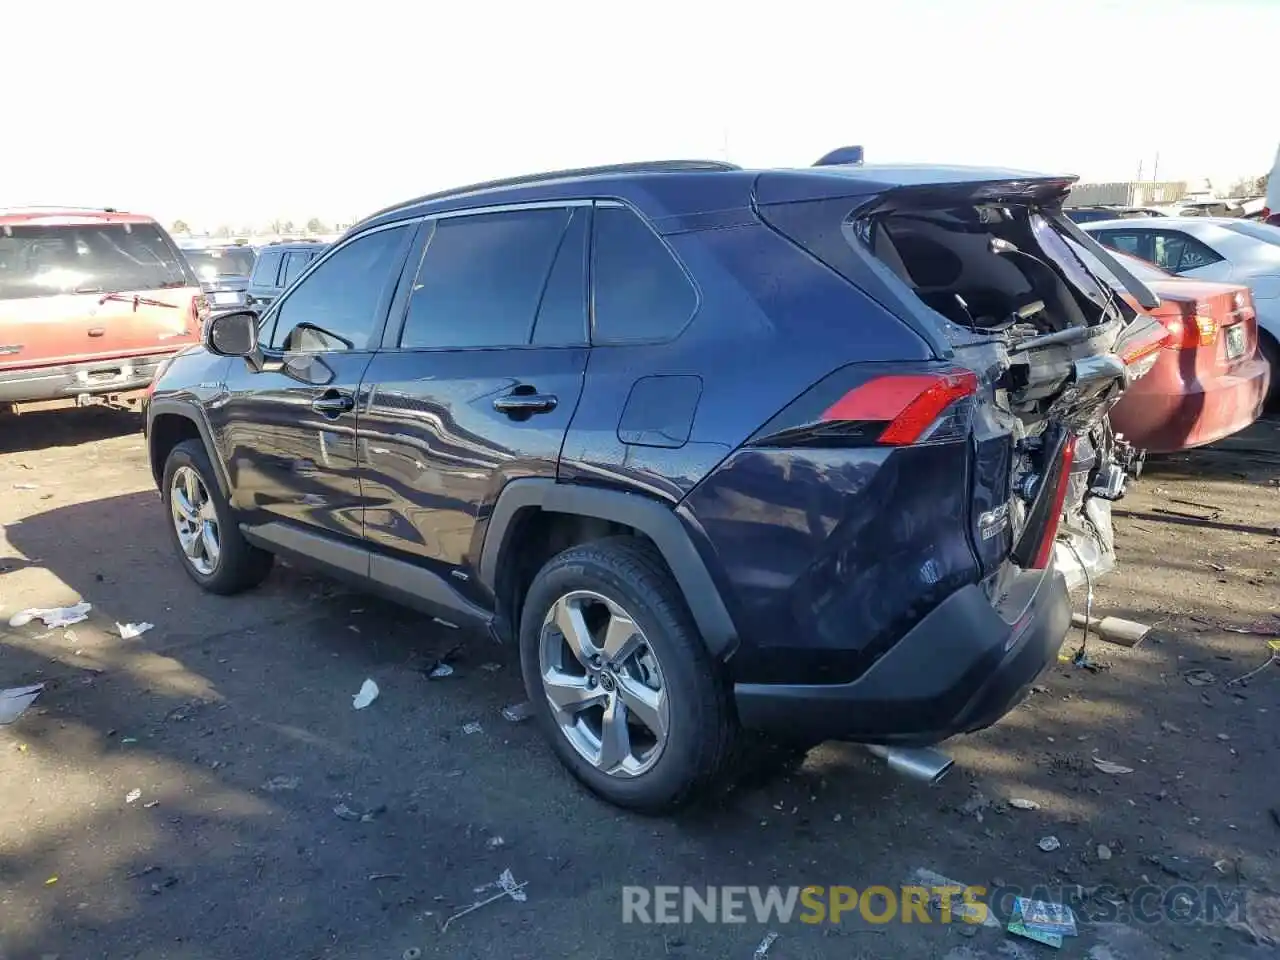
[814,145,864,167]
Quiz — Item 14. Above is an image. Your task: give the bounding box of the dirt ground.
[1,409,1277,960]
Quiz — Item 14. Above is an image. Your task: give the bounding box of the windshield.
[183,246,257,281]
[0,222,195,300]
[1220,219,1280,246]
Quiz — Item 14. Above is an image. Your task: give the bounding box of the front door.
[212,223,416,545]
[358,205,590,603]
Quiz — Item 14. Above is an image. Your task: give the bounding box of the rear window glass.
[0,223,194,300]
[183,246,256,280]
[592,206,696,343]
[1220,220,1280,245]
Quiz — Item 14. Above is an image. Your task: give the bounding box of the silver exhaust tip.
[866,744,954,785]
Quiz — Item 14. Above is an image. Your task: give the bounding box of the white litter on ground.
[753,931,780,958]
[9,602,92,629]
[116,622,155,640]
[441,868,528,933]
[0,683,44,725]
[125,789,142,804]
[352,679,379,710]
[909,868,1001,927]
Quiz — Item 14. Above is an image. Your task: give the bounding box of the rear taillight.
[1030,435,1077,570]
[821,369,979,446]
[1159,311,1217,349]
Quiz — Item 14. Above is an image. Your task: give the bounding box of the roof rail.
[814,146,865,167]
[0,204,119,213]
[361,159,739,224]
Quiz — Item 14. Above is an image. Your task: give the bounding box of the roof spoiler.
[814,146,864,167]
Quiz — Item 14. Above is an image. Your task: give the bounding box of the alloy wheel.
[538,590,670,777]
[170,465,220,576]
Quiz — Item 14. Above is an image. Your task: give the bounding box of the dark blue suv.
[144,157,1164,811]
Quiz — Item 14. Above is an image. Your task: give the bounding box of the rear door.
[358,204,590,596]
[0,220,201,370]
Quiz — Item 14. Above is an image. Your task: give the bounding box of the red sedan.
[1092,248,1271,452]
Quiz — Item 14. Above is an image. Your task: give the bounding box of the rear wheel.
[1259,330,1279,414]
[162,439,273,594]
[519,537,737,813]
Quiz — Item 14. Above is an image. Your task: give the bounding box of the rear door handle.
[312,390,354,417]
[493,391,558,416]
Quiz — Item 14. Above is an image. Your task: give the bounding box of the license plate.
[1225,323,1245,360]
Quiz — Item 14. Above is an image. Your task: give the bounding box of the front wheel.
[162,439,273,595]
[519,537,737,813]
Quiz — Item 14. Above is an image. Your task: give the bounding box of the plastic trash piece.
[126,789,142,804]
[0,684,44,725]
[1008,798,1040,810]
[352,679,379,710]
[9,602,91,628]
[501,702,534,723]
[753,931,780,958]
[1007,896,1077,947]
[1092,757,1135,775]
[441,868,528,932]
[462,721,483,735]
[1038,836,1061,852]
[428,663,454,679]
[116,622,155,640]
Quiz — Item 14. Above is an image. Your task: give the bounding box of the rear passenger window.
[532,208,589,346]
[591,206,696,344]
[254,250,283,285]
[400,208,571,349]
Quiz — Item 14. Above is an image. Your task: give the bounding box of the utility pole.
[1152,151,1160,181]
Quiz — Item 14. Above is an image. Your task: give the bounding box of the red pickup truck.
[0,208,203,415]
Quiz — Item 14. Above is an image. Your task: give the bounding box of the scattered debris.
[427,663,454,679]
[486,836,506,850]
[116,622,154,640]
[1007,897,1077,948]
[440,868,528,933]
[402,949,422,960]
[462,721,483,735]
[149,876,179,895]
[1038,836,1061,852]
[262,776,301,792]
[127,865,160,879]
[143,800,160,809]
[352,679,379,710]
[1183,669,1216,687]
[909,868,999,927]
[1225,642,1280,687]
[1008,798,1040,811]
[333,802,386,823]
[126,789,142,804]
[45,876,57,886]
[12,482,38,490]
[1092,757,1135,775]
[1096,844,1113,861]
[0,683,44,725]
[8,602,92,628]
[480,662,502,673]
[1160,721,1182,734]
[420,642,464,679]
[752,931,780,958]
[501,701,534,723]
[960,790,991,821]
[369,872,404,882]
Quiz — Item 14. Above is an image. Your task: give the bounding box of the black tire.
[161,438,273,595]
[1259,330,1280,414]
[518,536,737,813]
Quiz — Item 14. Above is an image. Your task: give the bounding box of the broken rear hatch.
[755,165,1166,589]
[0,219,202,372]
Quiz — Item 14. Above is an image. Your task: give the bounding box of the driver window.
[267,225,411,352]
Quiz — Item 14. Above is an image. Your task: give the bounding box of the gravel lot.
[1,409,1277,960]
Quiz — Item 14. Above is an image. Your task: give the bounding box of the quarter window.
[591,206,696,344]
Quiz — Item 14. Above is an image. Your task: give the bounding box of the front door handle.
[312,390,354,417]
[493,391,558,416]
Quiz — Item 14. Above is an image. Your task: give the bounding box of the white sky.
[7,0,1278,227]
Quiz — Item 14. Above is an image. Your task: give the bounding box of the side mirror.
[204,310,259,358]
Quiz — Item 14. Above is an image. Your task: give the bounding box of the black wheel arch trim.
[478,479,739,659]
[146,398,231,499]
